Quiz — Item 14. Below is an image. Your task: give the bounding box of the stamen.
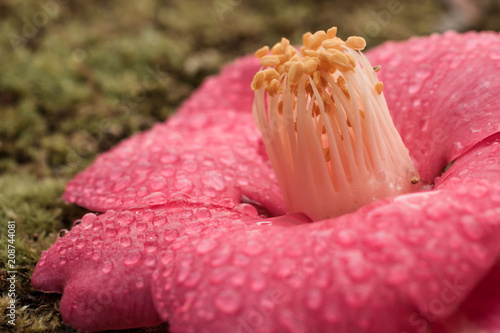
[251,27,421,221]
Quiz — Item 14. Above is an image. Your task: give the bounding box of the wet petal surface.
[154,133,500,333]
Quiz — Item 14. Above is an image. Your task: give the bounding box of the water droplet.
[374,169,386,182]
[243,240,264,256]
[145,241,158,253]
[143,192,168,205]
[145,255,157,267]
[344,288,369,308]
[182,160,198,173]
[470,185,488,199]
[214,289,242,314]
[160,153,178,164]
[489,51,500,61]
[124,250,142,265]
[73,219,82,227]
[101,260,113,274]
[76,238,87,249]
[92,250,102,261]
[197,238,218,254]
[153,214,168,226]
[234,203,259,217]
[201,171,226,191]
[164,228,179,242]
[117,211,135,225]
[256,221,272,226]
[336,229,357,247]
[211,245,232,267]
[105,227,118,238]
[82,213,98,228]
[136,222,148,233]
[460,215,484,241]
[174,178,193,192]
[184,271,202,288]
[59,256,67,266]
[135,277,145,289]
[58,229,68,237]
[185,223,205,236]
[306,288,324,311]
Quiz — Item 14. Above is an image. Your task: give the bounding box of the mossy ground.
[1,1,499,332]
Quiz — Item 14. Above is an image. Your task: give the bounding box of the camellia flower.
[32,29,500,333]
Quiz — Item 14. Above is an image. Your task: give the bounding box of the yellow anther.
[251,71,265,90]
[302,32,312,48]
[313,71,321,88]
[345,36,366,50]
[304,49,318,57]
[261,55,280,67]
[330,52,349,67]
[346,53,357,68]
[322,38,344,50]
[284,60,295,71]
[288,61,305,85]
[326,27,338,39]
[308,30,327,51]
[267,79,281,96]
[255,46,269,58]
[271,43,283,55]
[276,65,285,75]
[375,82,384,95]
[281,38,290,51]
[303,59,317,74]
[262,68,280,81]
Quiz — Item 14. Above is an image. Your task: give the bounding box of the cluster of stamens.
[251,27,420,220]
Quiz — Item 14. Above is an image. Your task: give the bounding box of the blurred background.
[0,0,499,331]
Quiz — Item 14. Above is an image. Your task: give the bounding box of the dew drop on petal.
[201,171,226,191]
[101,260,113,274]
[118,211,135,225]
[164,228,179,242]
[175,178,193,192]
[82,213,97,228]
[92,250,102,261]
[124,250,142,265]
[214,289,242,314]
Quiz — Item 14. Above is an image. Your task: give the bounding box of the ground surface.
[1,0,499,332]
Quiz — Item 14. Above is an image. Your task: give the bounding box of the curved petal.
[31,203,308,331]
[433,261,500,333]
[63,118,285,216]
[367,31,500,181]
[153,133,500,333]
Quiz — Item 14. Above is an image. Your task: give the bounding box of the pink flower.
[32,30,500,332]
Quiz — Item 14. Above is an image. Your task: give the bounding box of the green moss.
[0,0,498,331]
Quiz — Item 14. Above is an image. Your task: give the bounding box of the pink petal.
[153,133,500,332]
[32,203,309,331]
[63,118,285,216]
[433,261,500,333]
[367,31,500,181]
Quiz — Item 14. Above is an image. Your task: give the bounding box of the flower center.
[251,27,421,221]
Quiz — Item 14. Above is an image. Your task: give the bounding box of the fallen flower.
[32,30,500,332]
